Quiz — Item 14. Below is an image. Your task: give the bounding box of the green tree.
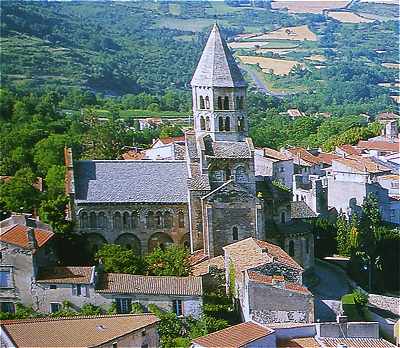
[38,195,72,234]
[145,245,190,277]
[95,244,144,274]
[45,165,66,199]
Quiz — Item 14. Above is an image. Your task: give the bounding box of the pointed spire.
[191,24,247,88]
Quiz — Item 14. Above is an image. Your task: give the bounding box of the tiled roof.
[286,148,321,166]
[320,338,396,348]
[0,225,54,250]
[357,140,399,153]
[332,155,392,174]
[1,314,159,348]
[36,266,94,284]
[191,24,247,88]
[205,139,252,159]
[74,160,188,203]
[189,249,209,266]
[223,238,302,281]
[291,201,317,219]
[192,255,225,277]
[121,150,145,160]
[247,271,311,295]
[377,112,399,120]
[174,143,186,160]
[262,147,290,161]
[188,163,211,191]
[315,152,341,166]
[157,136,185,145]
[278,337,320,348]
[337,144,362,156]
[97,273,203,296]
[192,322,273,347]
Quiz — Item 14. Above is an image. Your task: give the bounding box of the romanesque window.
[113,212,122,230]
[155,211,163,227]
[200,117,206,130]
[146,211,155,229]
[178,211,185,228]
[236,96,240,109]
[289,240,295,257]
[226,168,232,180]
[217,96,223,110]
[218,117,224,131]
[164,211,173,228]
[205,96,210,109]
[239,96,244,109]
[238,117,245,132]
[199,96,205,109]
[205,116,211,131]
[131,211,139,228]
[234,166,247,183]
[225,116,230,131]
[123,212,131,229]
[80,212,89,229]
[89,212,97,228]
[98,212,107,228]
[224,96,229,110]
[232,226,239,241]
[280,211,286,224]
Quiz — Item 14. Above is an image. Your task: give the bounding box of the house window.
[164,211,173,228]
[279,167,285,173]
[50,285,57,290]
[73,284,87,297]
[289,240,295,257]
[116,298,132,314]
[234,166,247,183]
[50,303,61,313]
[200,117,206,130]
[205,116,211,131]
[172,299,183,316]
[113,212,122,229]
[0,302,15,313]
[199,96,205,109]
[0,270,11,288]
[131,211,139,228]
[232,227,239,241]
[90,212,97,228]
[219,116,224,131]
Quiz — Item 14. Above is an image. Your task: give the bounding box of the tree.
[45,165,66,199]
[0,168,41,213]
[38,195,72,234]
[145,245,191,277]
[95,244,144,274]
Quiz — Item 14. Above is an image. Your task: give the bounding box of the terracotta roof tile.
[278,337,321,348]
[189,249,209,266]
[332,155,392,174]
[158,136,185,145]
[315,152,341,166]
[192,255,225,276]
[321,338,396,348]
[192,322,273,347]
[337,144,362,156]
[262,147,290,161]
[36,266,93,284]
[97,273,202,296]
[286,148,321,166]
[0,225,54,250]
[1,314,159,347]
[357,140,399,153]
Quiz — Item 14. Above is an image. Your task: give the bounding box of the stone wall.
[253,262,302,284]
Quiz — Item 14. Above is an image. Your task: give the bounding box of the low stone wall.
[368,294,400,316]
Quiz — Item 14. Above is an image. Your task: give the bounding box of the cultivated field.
[229,39,299,50]
[155,17,215,32]
[382,63,400,69]
[327,11,375,23]
[271,1,350,14]
[251,25,318,41]
[305,54,326,62]
[238,55,304,76]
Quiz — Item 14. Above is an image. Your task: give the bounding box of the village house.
[282,147,326,178]
[0,314,160,348]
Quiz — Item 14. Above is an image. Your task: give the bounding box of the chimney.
[27,227,37,249]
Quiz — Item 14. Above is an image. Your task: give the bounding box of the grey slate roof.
[191,24,247,88]
[291,201,317,219]
[203,137,252,159]
[74,160,188,204]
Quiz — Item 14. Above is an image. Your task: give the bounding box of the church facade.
[67,25,310,268]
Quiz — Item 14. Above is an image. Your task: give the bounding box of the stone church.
[67,24,311,268]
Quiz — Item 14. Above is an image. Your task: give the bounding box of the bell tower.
[191,24,248,142]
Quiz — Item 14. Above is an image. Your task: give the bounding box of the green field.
[90,109,189,119]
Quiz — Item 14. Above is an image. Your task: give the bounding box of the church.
[66,24,312,268]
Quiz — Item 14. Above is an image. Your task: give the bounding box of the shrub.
[353,289,369,307]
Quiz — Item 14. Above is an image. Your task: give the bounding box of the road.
[309,259,351,322]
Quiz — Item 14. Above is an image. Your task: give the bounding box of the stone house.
[0,214,55,313]
[67,24,265,260]
[293,174,328,216]
[223,238,314,324]
[0,314,160,348]
[254,147,294,189]
[283,147,326,178]
[33,266,203,316]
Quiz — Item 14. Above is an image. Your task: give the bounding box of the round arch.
[85,233,107,256]
[115,233,141,255]
[148,232,173,252]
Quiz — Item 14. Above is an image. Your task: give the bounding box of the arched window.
[123,212,130,229]
[238,117,245,132]
[131,211,139,229]
[280,211,286,224]
[146,211,155,229]
[306,237,310,254]
[80,212,89,229]
[155,211,163,227]
[226,168,232,180]
[232,226,239,241]
[219,117,224,131]
[224,96,229,110]
[164,211,173,228]
[225,116,230,131]
[178,211,185,228]
[236,96,240,109]
[205,96,210,109]
[199,96,205,109]
[289,240,295,257]
[113,212,122,230]
[239,96,244,109]
[90,212,97,228]
[205,116,210,131]
[200,117,206,130]
[217,96,223,110]
[235,166,247,182]
[98,212,107,228]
